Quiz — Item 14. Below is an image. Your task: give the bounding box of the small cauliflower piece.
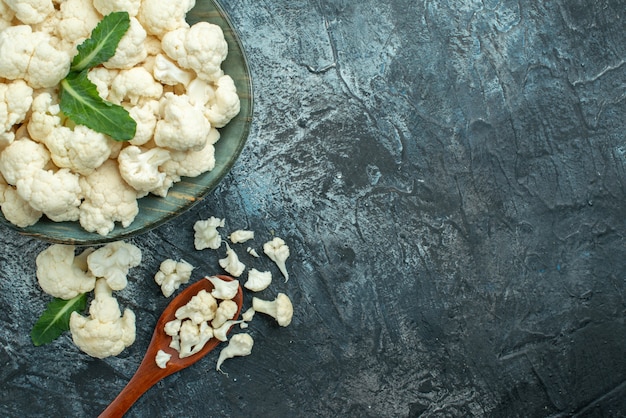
[0,137,50,185]
[201,75,240,128]
[4,0,54,25]
[206,276,239,300]
[0,80,34,141]
[93,0,141,17]
[216,333,253,372]
[79,160,139,236]
[155,349,172,369]
[244,268,272,292]
[213,319,244,342]
[87,241,142,291]
[219,244,245,277]
[109,67,163,106]
[117,145,170,196]
[26,91,62,142]
[16,168,82,222]
[87,67,119,101]
[137,0,194,38]
[127,100,159,146]
[153,54,194,87]
[211,299,239,329]
[263,237,290,282]
[154,92,211,152]
[56,0,101,48]
[252,293,294,327]
[161,22,227,82]
[193,216,224,250]
[45,125,115,175]
[0,25,71,88]
[69,279,136,358]
[229,230,254,244]
[247,247,260,258]
[180,320,213,358]
[104,17,148,70]
[154,258,194,297]
[35,244,96,300]
[0,183,42,227]
[241,307,255,323]
[174,289,217,324]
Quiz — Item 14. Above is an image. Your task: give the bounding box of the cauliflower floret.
[263,237,290,282]
[104,17,148,70]
[229,229,254,244]
[174,289,217,324]
[69,279,136,358]
[187,76,239,128]
[117,145,170,196]
[0,25,71,88]
[179,320,213,358]
[161,22,227,82]
[56,0,101,50]
[87,67,119,101]
[216,333,253,372]
[0,2,16,31]
[153,54,194,87]
[44,125,115,175]
[154,92,211,152]
[26,91,62,142]
[127,100,158,146]
[219,243,245,277]
[0,184,42,227]
[87,241,142,290]
[137,0,194,38]
[0,137,50,185]
[211,299,239,329]
[36,244,96,299]
[193,216,224,250]
[206,276,239,300]
[93,0,141,17]
[4,0,54,25]
[243,268,272,292]
[0,80,34,139]
[16,168,82,222]
[154,258,194,297]
[109,67,163,106]
[79,160,139,236]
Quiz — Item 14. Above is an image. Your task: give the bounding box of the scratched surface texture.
[1,0,625,417]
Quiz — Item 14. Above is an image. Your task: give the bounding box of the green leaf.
[60,71,137,141]
[71,11,131,72]
[31,293,88,347]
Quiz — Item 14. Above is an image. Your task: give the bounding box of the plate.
[0,0,253,245]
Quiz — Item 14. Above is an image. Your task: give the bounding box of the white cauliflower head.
[193,216,224,250]
[154,92,211,152]
[79,160,139,236]
[0,137,50,185]
[109,67,163,106]
[69,279,136,358]
[86,241,142,290]
[154,258,194,297]
[26,91,62,142]
[161,22,227,82]
[4,0,54,25]
[0,80,34,136]
[137,0,194,38]
[117,145,170,196]
[16,168,82,222]
[36,244,96,300]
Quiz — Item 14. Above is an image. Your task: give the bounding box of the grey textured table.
[1,1,626,417]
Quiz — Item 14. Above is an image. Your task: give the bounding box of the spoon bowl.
[98,275,243,417]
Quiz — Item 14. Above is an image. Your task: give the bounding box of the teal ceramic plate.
[0,0,253,245]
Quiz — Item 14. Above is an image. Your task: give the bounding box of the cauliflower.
[137,0,194,38]
[16,167,82,222]
[35,244,96,299]
[216,333,253,372]
[0,2,16,32]
[26,91,62,142]
[252,293,294,327]
[229,229,254,244]
[93,0,141,17]
[154,258,194,297]
[0,182,42,227]
[153,54,194,87]
[104,17,148,70]
[4,0,54,25]
[117,145,170,196]
[263,237,290,282]
[155,349,171,369]
[56,0,101,49]
[86,241,142,290]
[44,125,115,175]
[219,243,245,277]
[69,278,136,358]
[126,100,159,146]
[174,289,217,324]
[243,268,272,292]
[206,276,239,300]
[0,25,71,88]
[154,92,211,152]
[211,299,239,329]
[109,67,163,106]
[178,320,213,358]
[161,22,227,82]
[0,137,50,185]
[86,67,119,101]
[79,160,139,236]
[193,216,224,250]
[188,75,240,128]
[0,80,34,141]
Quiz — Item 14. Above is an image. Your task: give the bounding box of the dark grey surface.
[1,0,626,417]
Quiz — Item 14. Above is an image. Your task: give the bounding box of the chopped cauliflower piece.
[87,241,142,291]
[243,268,272,292]
[219,243,245,277]
[193,216,224,250]
[263,237,290,282]
[154,258,194,297]
[155,349,171,369]
[229,230,254,244]
[36,244,96,300]
[174,289,217,324]
[216,333,253,372]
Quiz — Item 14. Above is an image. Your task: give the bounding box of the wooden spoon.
[98,275,243,417]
